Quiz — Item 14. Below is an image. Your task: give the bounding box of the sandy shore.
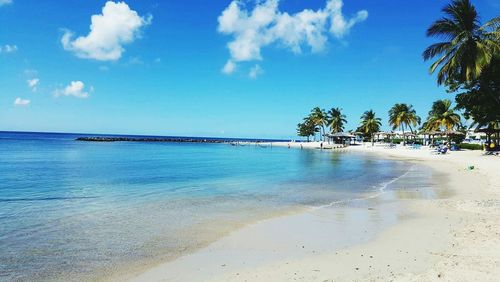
[126,143,499,282]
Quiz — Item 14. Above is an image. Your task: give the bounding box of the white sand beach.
[127,144,500,282]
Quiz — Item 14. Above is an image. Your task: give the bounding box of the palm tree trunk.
[402,125,406,146]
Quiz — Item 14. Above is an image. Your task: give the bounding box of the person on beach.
[320,142,323,150]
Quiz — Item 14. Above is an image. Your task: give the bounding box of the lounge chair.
[407,144,421,149]
[484,150,500,156]
[432,147,448,154]
[384,143,396,149]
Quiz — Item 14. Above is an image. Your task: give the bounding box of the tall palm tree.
[388,103,421,145]
[310,107,327,141]
[424,99,462,131]
[327,107,347,133]
[423,0,499,86]
[359,110,382,145]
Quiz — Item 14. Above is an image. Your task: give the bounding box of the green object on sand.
[468,165,475,170]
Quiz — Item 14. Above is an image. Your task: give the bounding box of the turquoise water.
[0,132,415,280]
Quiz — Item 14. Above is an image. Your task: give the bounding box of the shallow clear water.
[0,132,418,280]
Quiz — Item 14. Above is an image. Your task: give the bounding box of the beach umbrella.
[403,132,416,136]
[330,132,355,138]
[475,126,500,148]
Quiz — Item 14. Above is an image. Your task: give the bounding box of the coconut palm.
[310,107,327,141]
[307,107,327,140]
[388,103,421,145]
[327,107,347,133]
[359,110,382,145]
[424,99,462,131]
[423,0,500,86]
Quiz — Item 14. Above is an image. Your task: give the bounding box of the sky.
[1,0,499,139]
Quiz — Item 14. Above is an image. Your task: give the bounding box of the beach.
[128,144,500,282]
[3,0,498,281]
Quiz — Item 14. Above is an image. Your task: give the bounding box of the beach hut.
[373,131,396,143]
[420,130,442,146]
[443,130,465,137]
[402,132,417,145]
[324,132,355,145]
[475,126,500,151]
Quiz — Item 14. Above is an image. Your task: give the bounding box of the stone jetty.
[76,137,228,143]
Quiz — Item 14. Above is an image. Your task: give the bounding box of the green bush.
[450,134,466,144]
[391,138,404,144]
[458,143,483,150]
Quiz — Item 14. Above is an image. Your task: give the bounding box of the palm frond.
[426,18,460,39]
[422,42,453,60]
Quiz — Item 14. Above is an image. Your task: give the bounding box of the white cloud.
[0,0,13,7]
[62,1,152,61]
[14,97,30,106]
[54,81,91,98]
[0,44,18,53]
[222,60,236,74]
[249,64,263,79]
[27,78,39,91]
[217,0,367,73]
[328,0,368,38]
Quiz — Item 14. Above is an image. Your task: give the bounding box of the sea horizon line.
[0,130,292,143]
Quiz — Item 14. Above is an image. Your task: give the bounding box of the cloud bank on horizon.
[61,1,152,61]
[217,0,368,75]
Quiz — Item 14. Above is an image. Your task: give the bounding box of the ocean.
[0,131,434,280]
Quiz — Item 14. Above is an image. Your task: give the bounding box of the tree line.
[298,0,499,145]
[297,99,462,143]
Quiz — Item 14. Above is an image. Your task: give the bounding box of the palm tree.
[423,0,499,86]
[327,107,347,133]
[310,107,327,141]
[297,116,317,142]
[388,103,421,145]
[424,99,462,131]
[359,110,382,145]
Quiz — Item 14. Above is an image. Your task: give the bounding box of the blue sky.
[0,0,498,139]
